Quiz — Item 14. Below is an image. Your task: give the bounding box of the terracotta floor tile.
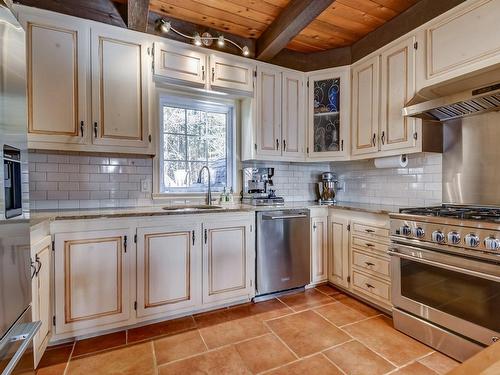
[314,301,372,326]
[266,354,344,375]
[153,330,207,365]
[234,334,296,373]
[278,289,336,311]
[391,362,439,375]
[199,315,270,349]
[343,316,433,366]
[158,345,251,375]
[315,284,343,296]
[36,343,73,375]
[418,352,460,374]
[66,342,155,375]
[266,310,351,357]
[72,331,126,357]
[335,294,381,317]
[127,315,196,343]
[323,340,395,375]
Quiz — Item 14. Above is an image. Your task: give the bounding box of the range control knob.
[432,230,445,243]
[465,233,480,248]
[400,225,412,236]
[414,227,425,238]
[484,237,500,250]
[447,231,461,245]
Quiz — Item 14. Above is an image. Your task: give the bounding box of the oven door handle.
[388,248,500,283]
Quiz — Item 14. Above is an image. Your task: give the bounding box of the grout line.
[262,321,300,360]
[150,340,159,375]
[62,341,76,375]
[321,352,349,375]
[197,329,209,351]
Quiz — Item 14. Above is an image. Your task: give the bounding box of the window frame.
[154,93,236,197]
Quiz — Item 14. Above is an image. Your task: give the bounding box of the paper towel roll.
[374,154,408,169]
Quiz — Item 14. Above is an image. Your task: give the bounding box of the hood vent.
[403,82,500,122]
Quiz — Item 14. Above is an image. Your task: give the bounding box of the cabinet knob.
[211,67,215,82]
[93,122,98,138]
[283,139,286,151]
[372,133,376,146]
[201,65,205,81]
[381,131,385,145]
[80,121,84,137]
[276,139,279,150]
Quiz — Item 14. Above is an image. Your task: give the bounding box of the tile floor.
[35,285,460,375]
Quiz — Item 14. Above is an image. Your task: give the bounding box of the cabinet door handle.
[35,254,42,276]
[283,139,286,151]
[365,229,375,233]
[204,229,208,244]
[365,243,374,247]
[80,121,84,137]
[192,230,195,245]
[365,283,375,289]
[30,260,37,280]
[276,139,279,150]
[313,224,317,231]
[123,235,127,253]
[381,131,385,145]
[341,139,344,151]
[365,261,375,267]
[201,66,205,81]
[93,122,98,138]
[372,133,376,146]
[211,67,215,82]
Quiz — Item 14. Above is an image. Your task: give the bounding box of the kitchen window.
[158,96,234,194]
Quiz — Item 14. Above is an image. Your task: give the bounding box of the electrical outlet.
[140,179,151,193]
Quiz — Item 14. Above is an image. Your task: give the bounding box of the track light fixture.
[157,18,250,57]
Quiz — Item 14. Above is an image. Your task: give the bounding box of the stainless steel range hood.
[403,65,500,122]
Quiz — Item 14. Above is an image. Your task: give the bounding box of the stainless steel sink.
[162,205,222,211]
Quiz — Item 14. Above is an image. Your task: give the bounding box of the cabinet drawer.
[353,251,390,278]
[352,270,390,301]
[352,235,389,256]
[352,222,389,239]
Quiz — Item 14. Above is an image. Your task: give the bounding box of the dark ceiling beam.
[127,0,149,32]
[351,0,466,62]
[256,0,335,61]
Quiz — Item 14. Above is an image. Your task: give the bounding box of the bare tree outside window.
[159,97,234,193]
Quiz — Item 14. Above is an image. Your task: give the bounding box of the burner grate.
[399,205,500,222]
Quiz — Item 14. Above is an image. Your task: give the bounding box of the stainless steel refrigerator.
[0,1,40,373]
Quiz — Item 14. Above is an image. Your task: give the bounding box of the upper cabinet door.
[91,26,149,149]
[209,55,255,93]
[153,42,207,86]
[351,56,380,156]
[308,67,350,159]
[21,12,90,145]
[380,37,416,152]
[282,71,306,160]
[256,66,282,157]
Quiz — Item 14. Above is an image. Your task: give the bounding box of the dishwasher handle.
[262,214,308,220]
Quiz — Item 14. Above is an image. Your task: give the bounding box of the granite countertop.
[30,201,405,226]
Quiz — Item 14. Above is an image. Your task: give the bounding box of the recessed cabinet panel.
[352,56,379,156]
[22,15,89,145]
[210,55,254,93]
[153,43,206,85]
[54,229,130,334]
[380,38,416,152]
[136,226,201,317]
[91,27,149,148]
[257,67,281,156]
[282,72,305,159]
[329,216,349,288]
[311,216,328,283]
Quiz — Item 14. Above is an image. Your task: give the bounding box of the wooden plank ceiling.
[149,0,420,53]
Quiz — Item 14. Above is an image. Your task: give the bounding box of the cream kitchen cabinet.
[307,67,350,161]
[18,6,153,154]
[136,224,201,318]
[351,56,380,156]
[311,215,328,284]
[419,0,500,90]
[209,54,255,93]
[242,66,305,161]
[31,236,52,367]
[328,214,350,288]
[19,8,90,146]
[53,228,133,335]
[202,217,255,304]
[91,26,150,149]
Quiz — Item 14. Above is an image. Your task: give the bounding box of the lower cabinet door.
[136,225,201,317]
[31,236,52,367]
[328,216,350,288]
[202,218,254,304]
[54,229,131,335]
[311,216,328,284]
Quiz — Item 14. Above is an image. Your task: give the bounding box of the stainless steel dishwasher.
[256,209,311,297]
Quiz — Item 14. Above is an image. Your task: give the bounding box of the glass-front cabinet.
[307,67,350,160]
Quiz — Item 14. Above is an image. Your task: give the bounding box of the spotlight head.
[217,35,225,47]
[194,33,202,46]
[159,19,171,33]
[242,45,250,56]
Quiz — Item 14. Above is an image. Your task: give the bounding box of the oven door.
[389,243,500,346]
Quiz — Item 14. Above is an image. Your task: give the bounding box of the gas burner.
[399,205,500,223]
